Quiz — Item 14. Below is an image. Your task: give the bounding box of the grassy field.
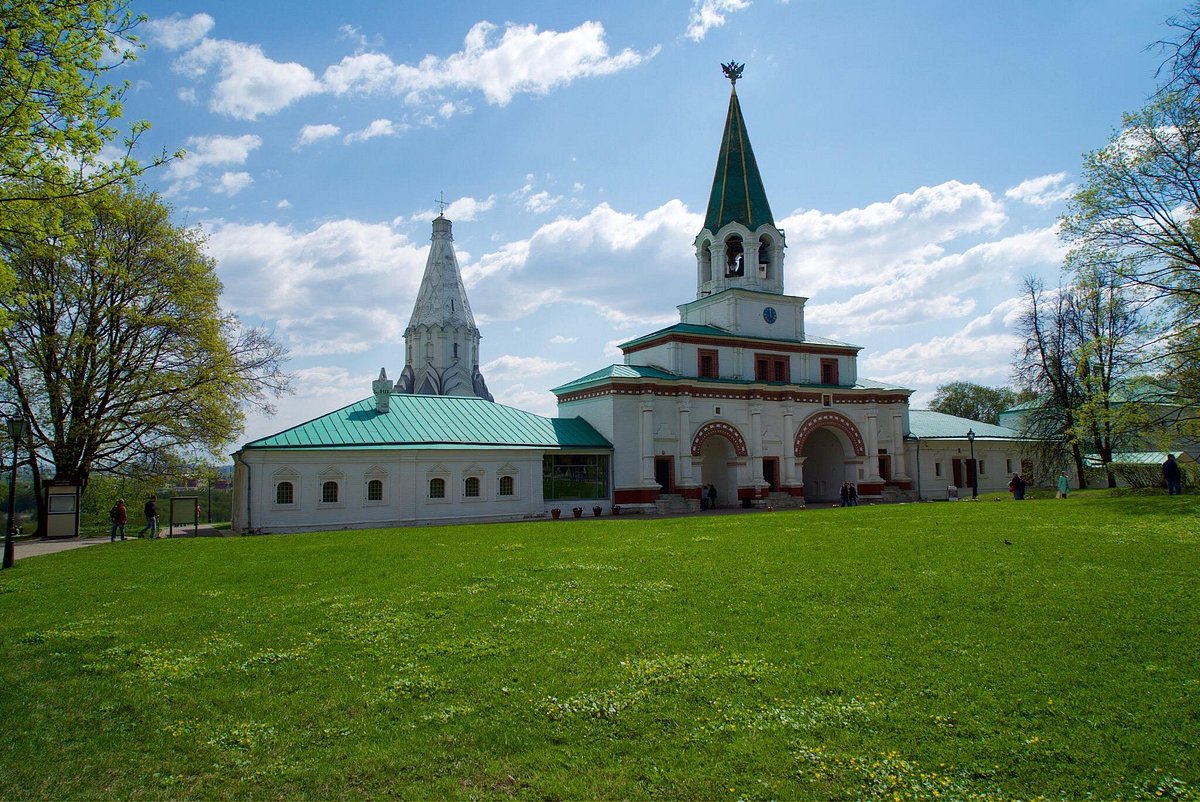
[0,492,1197,800]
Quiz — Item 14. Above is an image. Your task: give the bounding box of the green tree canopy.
[0,183,290,496]
[927,381,1022,425]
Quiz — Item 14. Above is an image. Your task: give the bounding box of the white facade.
[233,448,545,532]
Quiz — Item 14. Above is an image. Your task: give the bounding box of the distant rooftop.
[908,410,1024,440]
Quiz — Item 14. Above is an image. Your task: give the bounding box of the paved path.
[12,525,230,561]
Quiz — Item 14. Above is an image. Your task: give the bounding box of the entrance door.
[763,458,779,492]
[654,457,673,494]
[952,458,964,488]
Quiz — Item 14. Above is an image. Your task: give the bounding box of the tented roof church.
[232,64,1025,533]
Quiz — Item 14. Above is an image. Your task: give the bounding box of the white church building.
[231,65,1025,533]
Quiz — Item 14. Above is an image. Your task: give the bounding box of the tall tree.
[0,184,290,528]
[927,381,1022,425]
[1061,4,1200,426]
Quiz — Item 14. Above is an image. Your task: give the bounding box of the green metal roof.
[618,322,860,352]
[908,410,1023,440]
[553,364,910,396]
[243,394,612,450]
[704,86,774,232]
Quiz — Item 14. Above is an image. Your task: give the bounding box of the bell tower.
[695,62,786,298]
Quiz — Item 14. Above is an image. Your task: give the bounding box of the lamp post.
[966,428,978,500]
[4,416,28,569]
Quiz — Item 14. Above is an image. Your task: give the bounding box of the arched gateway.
[691,421,747,509]
[794,411,865,503]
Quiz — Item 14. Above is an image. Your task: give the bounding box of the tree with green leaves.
[1061,3,1200,430]
[0,183,290,530]
[927,381,1023,425]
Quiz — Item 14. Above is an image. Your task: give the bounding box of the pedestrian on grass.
[1009,473,1026,501]
[138,495,158,538]
[109,499,127,542]
[1056,471,1070,499]
[1163,453,1183,496]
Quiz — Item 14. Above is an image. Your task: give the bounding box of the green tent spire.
[704,64,774,232]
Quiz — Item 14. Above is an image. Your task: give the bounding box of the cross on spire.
[434,191,448,215]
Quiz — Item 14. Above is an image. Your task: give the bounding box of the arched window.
[453,343,459,359]
[367,479,383,501]
[758,236,772,277]
[429,477,445,499]
[498,475,514,496]
[725,235,744,276]
[464,476,480,497]
[275,481,294,505]
[321,481,339,503]
[699,241,713,284]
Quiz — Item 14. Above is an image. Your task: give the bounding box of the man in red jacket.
[109,499,127,542]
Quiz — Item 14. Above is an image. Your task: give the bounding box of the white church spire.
[397,214,493,400]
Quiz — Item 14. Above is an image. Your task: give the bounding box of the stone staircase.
[880,486,917,504]
[760,491,805,510]
[654,494,699,515]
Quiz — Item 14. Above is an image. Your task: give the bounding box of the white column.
[891,413,909,479]
[641,399,656,485]
[781,405,795,486]
[865,412,881,482]
[749,403,764,489]
[676,399,693,486]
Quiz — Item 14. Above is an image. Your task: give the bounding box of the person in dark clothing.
[849,484,858,506]
[138,495,158,538]
[839,483,850,507]
[707,484,718,510]
[109,499,127,542]
[1163,454,1183,496]
[1009,473,1026,501]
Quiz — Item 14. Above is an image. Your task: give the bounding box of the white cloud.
[1005,172,1076,207]
[783,180,1008,294]
[525,190,561,214]
[144,13,214,51]
[482,355,574,378]
[166,134,262,194]
[296,123,341,147]
[277,200,291,209]
[322,20,654,106]
[205,219,427,356]
[685,0,752,42]
[215,171,253,196]
[344,118,400,144]
[174,38,322,120]
[549,335,577,344]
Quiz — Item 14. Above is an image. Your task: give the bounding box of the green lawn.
[1,493,1197,800]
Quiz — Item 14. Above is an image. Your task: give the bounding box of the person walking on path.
[1163,454,1183,495]
[109,499,127,541]
[138,495,158,538]
[707,484,718,510]
[700,484,710,510]
[849,483,858,506]
[839,483,850,507]
[1056,471,1070,499]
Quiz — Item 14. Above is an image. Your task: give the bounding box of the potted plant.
[551,508,561,520]
[611,505,621,515]
[592,505,603,516]
[572,507,583,518]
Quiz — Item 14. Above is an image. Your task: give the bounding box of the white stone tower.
[396,214,493,400]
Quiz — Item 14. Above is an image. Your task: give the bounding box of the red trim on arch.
[793,410,866,457]
[690,420,749,457]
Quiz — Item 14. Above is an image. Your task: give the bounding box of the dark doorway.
[763,458,779,492]
[953,458,964,488]
[654,457,674,494]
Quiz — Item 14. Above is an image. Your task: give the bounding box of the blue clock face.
[763,306,777,324]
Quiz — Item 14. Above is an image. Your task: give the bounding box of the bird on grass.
[1004,539,1013,546]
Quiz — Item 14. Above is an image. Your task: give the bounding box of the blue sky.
[120,0,1181,443]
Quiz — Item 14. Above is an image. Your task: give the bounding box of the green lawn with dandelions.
[1,492,1198,801]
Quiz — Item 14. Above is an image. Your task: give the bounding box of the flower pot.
[572,507,583,518]
[551,508,561,520]
[592,506,603,517]
[611,505,621,515]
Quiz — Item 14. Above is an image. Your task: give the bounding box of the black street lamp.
[966,428,978,500]
[4,416,28,569]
